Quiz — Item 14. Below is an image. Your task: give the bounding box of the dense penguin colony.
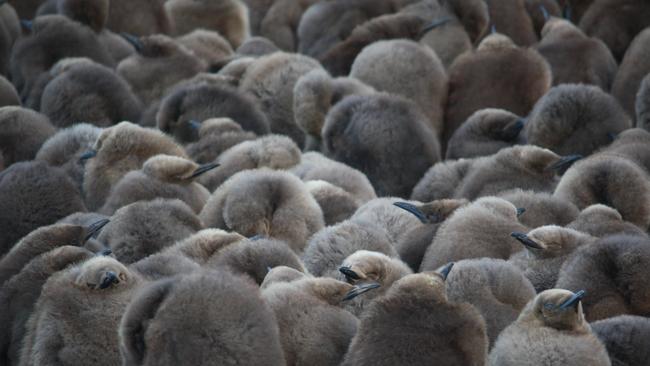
[2,0,650,365]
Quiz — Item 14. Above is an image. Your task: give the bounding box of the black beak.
[393,202,428,224]
[84,219,110,242]
[498,118,525,141]
[516,207,526,217]
[189,120,202,131]
[79,150,97,162]
[511,232,544,250]
[419,17,452,38]
[99,248,112,256]
[99,271,119,289]
[21,19,32,32]
[438,262,454,281]
[249,234,266,241]
[187,162,220,179]
[120,32,143,52]
[342,282,381,301]
[559,290,585,309]
[339,266,361,281]
[548,154,582,171]
[539,4,550,21]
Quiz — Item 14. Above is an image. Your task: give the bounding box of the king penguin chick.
[0,106,56,168]
[556,234,650,321]
[82,121,187,210]
[39,58,143,127]
[342,267,489,366]
[159,228,246,266]
[420,197,528,272]
[200,169,324,253]
[197,134,301,191]
[525,84,631,156]
[489,289,610,366]
[185,117,257,164]
[445,258,536,348]
[262,276,380,366]
[303,219,396,278]
[19,256,142,366]
[393,198,468,271]
[337,250,412,316]
[100,154,217,215]
[97,199,202,264]
[443,33,551,145]
[322,93,441,197]
[175,29,234,67]
[508,225,595,292]
[446,108,525,159]
[591,315,650,366]
[165,0,250,48]
[259,0,319,51]
[535,17,617,91]
[0,161,86,256]
[349,39,448,135]
[498,189,580,228]
[613,28,650,122]
[567,204,648,238]
[105,0,172,36]
[239,52,323,148]
[119,269,285,366]
[554,154,650,230]
[261,265,308,289]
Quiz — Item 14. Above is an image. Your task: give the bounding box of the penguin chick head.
[526,289,588,332]
[73,256,130,290]
[472,109,526,142]
[197,118,244,138]
[393,199,468,224]
[142,154,219,183]
[473,197,522,221]
[540,17,579,38]
[389,265,453,303]
[304,277,380,306]
[338,250,411,288]
[506,145,581,174]
[511,226,589,259]
[478,33,516,51]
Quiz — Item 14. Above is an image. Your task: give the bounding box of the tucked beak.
[99,248,112,256]
[438,262,454,281]
[419,17,452,38]
[498,118,525,141]
[21,19,32,32]
[188,120,202,131]
[79,150,97,161]
[339,266,361,281]
[548,154,582,171]
[559,290,585,309]
[342,282,381,301]
[393,202,428,224]
[511,232,545,250]
[539,4,550,21]
[188,162,220,179]
[99,271,119,289]
[249,234,266,241]
[120,32,143,52]
[516,208,526,217]
[84,219,110,242]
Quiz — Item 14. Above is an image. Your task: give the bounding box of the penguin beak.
[84,219,110,242]
[187,162,220,179]
[188,120,202,131]
[419,17,452,38]
[516,208,526,217]
[342,282,381,301]
[339,266,361,281]
[79,150,97,161]
[438,262,454,281]
[99,271,119,289]
[249,234,266,241]
[393,202,428,224]
[120,32,143,52]
[539,4,550,21]
[511,232,545,250]
[20,19,32,32]
[559,290,585,310]
[548,154,582,171]
[498,118,525,141]
[98,248,112,256]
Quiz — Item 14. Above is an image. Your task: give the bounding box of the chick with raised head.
[323,93,440,197]
[349,39,447,134]
[98,199,202,264]
[100,154,217,215]
[239,52,323,147]
[554,154,650,230]
[489,289,610,366]
[393,198,468,271]
[259,0,319,51]
[591,315,650,366]
[556,234,650,321]
[568,204,648,238]
[509,225,595,292]
[82,121,187,210]
[106,0,172,36]
[20,256,142,366]
[166,0,249,47]
[0,106,55,168]
[443,33,551,145]
[498,189,579,228]
[120,270,285,366]
[446,108,525,159]
[342,267,488,366]
[613,28,650,123]
[445,258,536,348]
[185,118,257,164]
[420,197,528,272]
[263,276,380,366]
[200,169,324,253]
[525,84,631,156]
[198,134,300,191]
[0,162,86,256]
